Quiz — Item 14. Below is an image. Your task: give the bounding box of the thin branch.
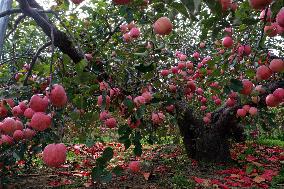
[0,8,54,18]
[5,14,26,39]
[103,20,124,45]
[0,56,33,65]
[23,41,52,85]
[0,9,22,18]
[270,55,284,60]
[93,20,124,55]
[49,28,55,90]
[251,7,269,63]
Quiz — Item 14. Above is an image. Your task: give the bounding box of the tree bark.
[176,79,284,162]
[16,0,84,63]
[176,102,241,162]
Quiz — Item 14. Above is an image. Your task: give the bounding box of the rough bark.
[16,0,84,63]
[176,79,284,162]
[176,102,240,162]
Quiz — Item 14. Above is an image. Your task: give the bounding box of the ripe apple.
[153,17,173,35]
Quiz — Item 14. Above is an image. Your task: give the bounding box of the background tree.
[0,0,12,56]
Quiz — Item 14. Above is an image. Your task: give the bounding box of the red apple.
[153,17,173,35]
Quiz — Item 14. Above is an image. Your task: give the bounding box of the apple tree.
[0,0,283,182]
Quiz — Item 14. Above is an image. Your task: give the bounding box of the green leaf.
[246,164,254,174]
[118,124,132,149]
[223,85,231,94]
[124,139,131,150]
[229,79,243,92]
[134,144,142,156]
[96,147,114,167]
[136,105,145,119]
[134,52,149,57]
[133,132,142,156]
[13,152,21,161]
[123,98,134,112]
[181,0,194,12]
[92,166,104,180]
[271,0,284,18]
[101,171,112,183]
[118,124,132,136]
[75,59,88,73]
[212,69,220,77]
[112,166,123,176]
[245,69,256,79]
[119,136,131,149]
[135,63,155,73]
[203,0,222,15]
[169,2,190,18]
[101,147,114,162]
[152,2,166,12]
[85,138,95,147]
[240,18,259,25]
[92,167,112,183]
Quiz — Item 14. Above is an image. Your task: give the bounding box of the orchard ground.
[2,136,284,189]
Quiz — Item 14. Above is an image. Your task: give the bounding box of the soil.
[1,142,283,189]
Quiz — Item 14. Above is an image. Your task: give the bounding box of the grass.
[271,165,284,189]
[171,173,195,189]
[256,138,284,147]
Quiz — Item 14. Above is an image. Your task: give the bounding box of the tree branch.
[16,0,84,63]
[0,9,22,18]
[251,7,269,63]
[23,41,52,85]
[0,8,54,18]
[5,14,26,39]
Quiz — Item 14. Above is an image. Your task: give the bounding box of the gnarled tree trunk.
[176,80,284,162]
[176,102,243,162]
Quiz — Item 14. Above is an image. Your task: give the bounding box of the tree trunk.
[176,103,242,162]
[176,80,284,162]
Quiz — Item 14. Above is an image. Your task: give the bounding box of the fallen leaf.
[143,172,151,181]
[253,176,265,183]
[230,174,240,178]
[202,179,211,187]
[193,176,205,184]
[251,161,262,167]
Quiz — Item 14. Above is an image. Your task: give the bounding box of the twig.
[5,14,26,39]
[94,20,124,55]
[251,7,269,63]
[23,41,52,85]
[0,8,54,18]
[0,56,32,65]
[49,28,55,91]
[0,8,22,18]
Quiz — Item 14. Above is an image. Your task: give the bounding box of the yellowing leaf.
[253,176,265,183]
[142,172,151,181]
